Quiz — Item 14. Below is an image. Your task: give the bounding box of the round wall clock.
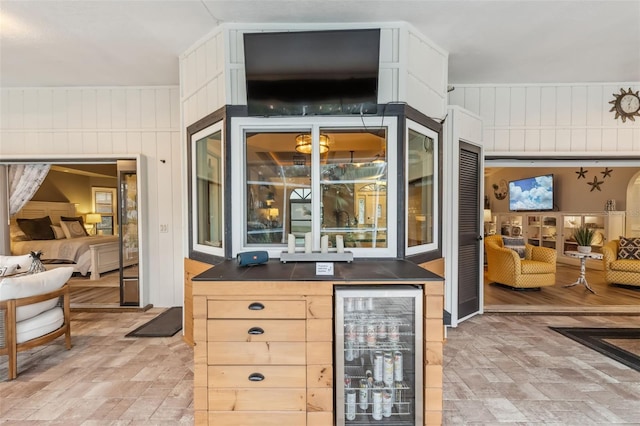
[609,87,640,123]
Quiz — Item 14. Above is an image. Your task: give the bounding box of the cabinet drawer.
[209,388,306,411]
[208,300,306,319]
[208,412,306,426]
[209,365,306,388]
[209,342,306,365]
[208,319,305,342]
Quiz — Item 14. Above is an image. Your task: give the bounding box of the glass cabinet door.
[562,215,582,252]
[498,214,523,237]
[541,215,557,248]
[563,214,605,253]
[526,214,542,245]
[584,215,605,251]
[335,286,423,426]
[525,214,556,248]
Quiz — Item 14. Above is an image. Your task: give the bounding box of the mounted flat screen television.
[243,29,380,116]
[508,174,555,212]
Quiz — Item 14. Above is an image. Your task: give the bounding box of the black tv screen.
[508,174,555,212]
[243,29,380,116]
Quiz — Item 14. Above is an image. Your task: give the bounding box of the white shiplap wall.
[405,28,448,121]
[180,26,226,127]
[449,83,640,155]
[0,86,183,308]
[179,22,449,128]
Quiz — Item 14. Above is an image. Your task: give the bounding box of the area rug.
[125,307,183,337]
[550,327,640,372]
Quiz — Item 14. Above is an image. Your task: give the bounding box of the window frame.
[405,119,439,256]
[231,116,398,259]
[190,119,225,259]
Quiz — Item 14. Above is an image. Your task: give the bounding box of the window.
[191,120,224,257]
[92,187,116,235]
[406,120,439,255]
[232,117,397,258]
[319,128,390,251]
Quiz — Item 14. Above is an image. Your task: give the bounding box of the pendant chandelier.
[295,133,330,154]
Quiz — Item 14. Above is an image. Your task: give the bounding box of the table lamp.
[85,213,102,235]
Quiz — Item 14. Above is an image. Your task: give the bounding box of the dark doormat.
[550,327,640,372]
[126,307,182,337]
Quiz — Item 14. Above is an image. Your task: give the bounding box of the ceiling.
[1,1,638,88]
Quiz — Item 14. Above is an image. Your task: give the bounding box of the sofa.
[484,234,557,289]
[0,266,74,380]
[602,239,640,287]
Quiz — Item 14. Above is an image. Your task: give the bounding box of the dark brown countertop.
[193,259,442,282]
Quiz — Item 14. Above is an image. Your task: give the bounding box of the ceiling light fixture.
[295,134,330,154]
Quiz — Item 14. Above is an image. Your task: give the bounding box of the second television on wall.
[508,174,555,212]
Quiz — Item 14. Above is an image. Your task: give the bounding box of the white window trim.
[191,121,224,258]
[406,119,439,256]
[231,116,398,259]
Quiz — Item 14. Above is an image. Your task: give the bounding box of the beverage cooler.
[335,286,423,425]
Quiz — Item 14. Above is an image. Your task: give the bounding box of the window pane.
[245,131,311,245]
[320,128,387,249]
[407,128,435,247]
[195,129,223,248]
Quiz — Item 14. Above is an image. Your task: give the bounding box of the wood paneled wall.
[179,23,449,127]
[0,86,184,308]
[449,83,640,155]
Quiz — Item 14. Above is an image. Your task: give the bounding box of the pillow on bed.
[16,217,55,240]
[50,225,66,240]
[60,216,89,236]
[60,221,87,239]
[10,223,30,241]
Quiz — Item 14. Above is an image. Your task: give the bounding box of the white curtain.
[8,164,51,215]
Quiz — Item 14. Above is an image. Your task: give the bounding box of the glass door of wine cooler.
[335,286,423,426]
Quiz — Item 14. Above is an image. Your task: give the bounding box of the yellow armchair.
[484,234,557,289]
[602,240,640,287]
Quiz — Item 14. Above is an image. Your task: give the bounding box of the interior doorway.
[2,159,144,310]
[484,158,640,313]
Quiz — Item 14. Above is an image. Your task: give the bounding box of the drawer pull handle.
[248,373,265,382]
[248,302,265,310]
[248,327,264,335]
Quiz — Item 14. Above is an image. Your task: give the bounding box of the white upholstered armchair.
[0,266,74,380]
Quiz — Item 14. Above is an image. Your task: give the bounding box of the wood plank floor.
[68,270,135,311]
[485,264,640,314]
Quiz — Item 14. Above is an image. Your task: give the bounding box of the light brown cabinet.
[193,283,334,425]
[190,264,444,425]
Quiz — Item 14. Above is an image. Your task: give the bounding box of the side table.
[563,250,603,294]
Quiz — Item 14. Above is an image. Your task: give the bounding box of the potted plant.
[573,225,595,253]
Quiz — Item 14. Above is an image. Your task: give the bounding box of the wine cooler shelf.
[345,366,413,423]
[344,315,414,353]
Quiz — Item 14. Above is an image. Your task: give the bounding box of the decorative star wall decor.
[601,168,613,178]
[587,175,604,192]
[575,167,588,179]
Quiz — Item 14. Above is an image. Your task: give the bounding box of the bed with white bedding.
[10,201,137,279]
